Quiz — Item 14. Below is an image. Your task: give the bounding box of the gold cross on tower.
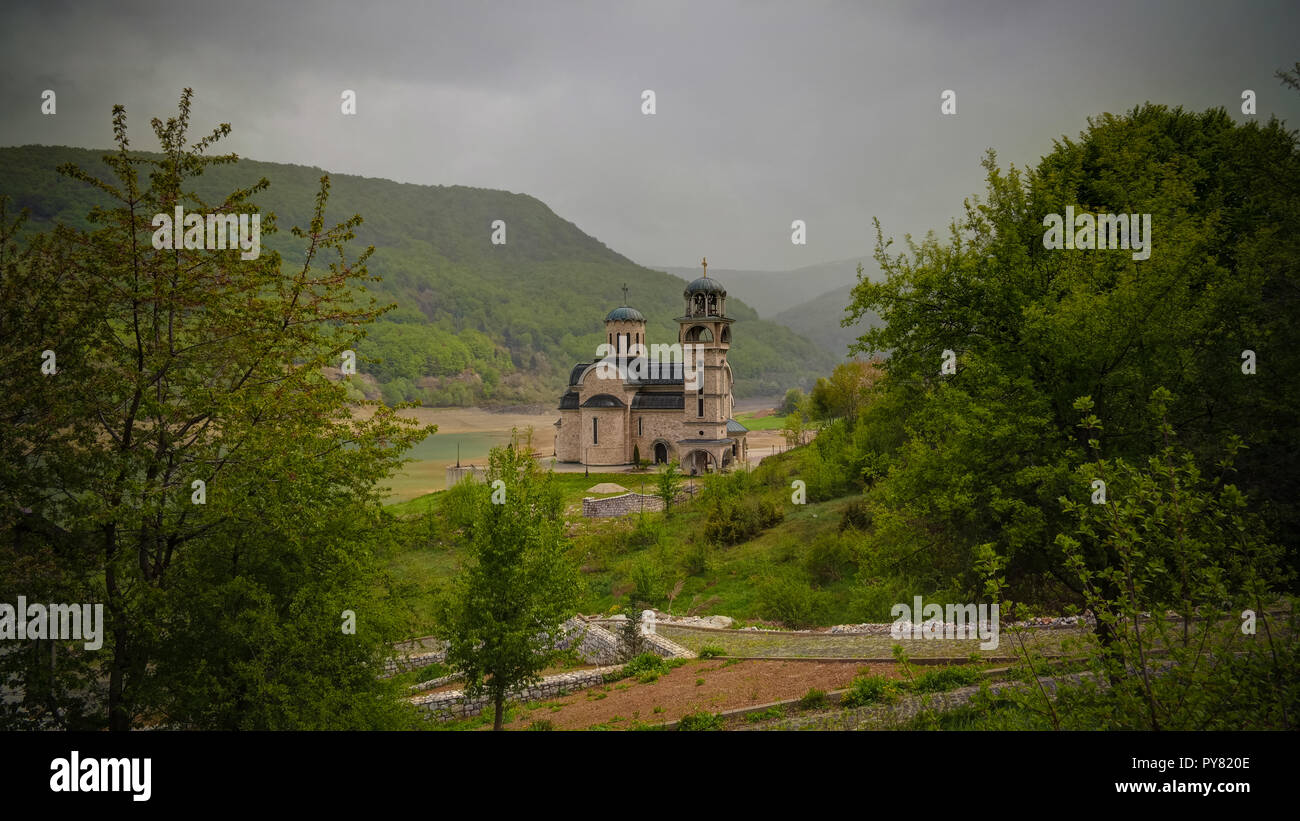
[701,257,708,275]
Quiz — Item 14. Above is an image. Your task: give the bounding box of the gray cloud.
[2,0,1297,270]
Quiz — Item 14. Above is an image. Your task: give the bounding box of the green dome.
[604,306,646,322]
[684,276,726,297]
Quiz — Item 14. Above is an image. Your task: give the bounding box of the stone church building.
[555,262,748,474]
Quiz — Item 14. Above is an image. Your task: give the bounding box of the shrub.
[757,575,823,629]
[911,665,982,694]
[799,688,828,709]
[616,652,668,682]
[682,540,711,575]
[440,477,485,536]
[840,674,902,708]
[526,720,554,731]
[677,710,724,731]
[703,491,784,546]
[697,646,727,659]
[629,556,667,603]
[744,707,783,723]
[839,497,873,532]
[803,532,856,585]
[627,515,662,548]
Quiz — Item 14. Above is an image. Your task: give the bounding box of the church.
[555,261,748,474]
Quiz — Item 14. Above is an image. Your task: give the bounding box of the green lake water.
[382,430,516,502]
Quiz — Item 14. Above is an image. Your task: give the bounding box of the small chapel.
[555,260,748,474]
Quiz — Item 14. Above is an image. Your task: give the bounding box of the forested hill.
[0,145,835,406]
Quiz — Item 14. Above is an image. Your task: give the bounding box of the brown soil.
[499,658,900,730]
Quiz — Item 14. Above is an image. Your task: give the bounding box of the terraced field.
[657,624,1097,660]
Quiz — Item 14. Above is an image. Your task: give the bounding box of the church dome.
[604,305,646,322]
[684,276,726,297]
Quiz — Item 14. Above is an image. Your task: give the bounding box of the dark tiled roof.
[631,392,684,410]
[726,418,749,433]
[558,391,580,410]
[604,306,646,322]
[677,437,735,445]
[568,362,591,386]
[580,393,626,409]
[684,276,726,296]
[626,359,686,385]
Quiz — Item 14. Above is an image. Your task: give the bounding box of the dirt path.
[498,658,900,730]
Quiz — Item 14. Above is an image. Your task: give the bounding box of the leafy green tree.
[778,387,804,416]
[845,103,1300,606]
[655,461,684,517]
[0,90,430,730]
[808,359,882,421]
[439,442,578,730]
[983,390,1296,729]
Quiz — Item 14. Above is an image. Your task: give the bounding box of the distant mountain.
[0,145,837,404]
[657,257,870,318]
[768,284,883,362]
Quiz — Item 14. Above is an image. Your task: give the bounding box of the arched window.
[592,417,598,445]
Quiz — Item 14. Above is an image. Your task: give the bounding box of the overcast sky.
[2,0,1298,270]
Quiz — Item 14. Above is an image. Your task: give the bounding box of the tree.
[655,460,684,517]
[778,387,804,416]
[0,90,430,729]
[439,442,578,730]
[844,103,1300,605]
[808,359,883,421]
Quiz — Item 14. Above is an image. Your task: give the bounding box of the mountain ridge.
[0,144,838,405]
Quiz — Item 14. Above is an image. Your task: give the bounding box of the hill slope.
[658,257,869,318]
[768,284,883,362]
[0,145,836,404]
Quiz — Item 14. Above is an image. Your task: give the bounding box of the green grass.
[732,411,790,431]
[386,470,636,516]
[383,477,876,635]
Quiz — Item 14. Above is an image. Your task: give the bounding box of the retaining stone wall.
[381,646,447,677]
[583,492,664,517]
[412,665,624,721]
[555,617,624,665]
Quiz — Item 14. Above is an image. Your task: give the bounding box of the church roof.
[632,392,684,410]
[625,359,686,385]
[684,276,726,297]
[580,393,626,409]
[568,362,595,386]
[558,391,580,410]
[604,306,646,322]
[726,418,749,434]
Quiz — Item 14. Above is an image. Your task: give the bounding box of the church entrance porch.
[683,449,714,475]
[653,442,669,464]
[680,440,735,475]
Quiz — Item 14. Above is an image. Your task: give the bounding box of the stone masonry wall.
[582,487,697,518]
[411,665,625,721]
[554,617,623,665]
[583,492,664,517]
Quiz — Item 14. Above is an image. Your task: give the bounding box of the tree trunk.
[493,691,505,731]
[108,628,130,731]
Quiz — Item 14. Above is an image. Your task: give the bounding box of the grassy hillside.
[383,449,875,635]
[769,283,883,362]
[0,145,836,404]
